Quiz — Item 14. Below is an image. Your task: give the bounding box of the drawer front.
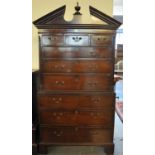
[38,93,115,109]
[91,35,113,46]
[42,47,113,58]
[65,35,89,46]
[42,74,113,91]
[39,110,114,126]
[42,60,113,73]
[41,35,64,46]
[40,126,113,144]
[42,60,74,73]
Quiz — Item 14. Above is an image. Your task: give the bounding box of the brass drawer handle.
[60,65,65,69]
[54,65,65,69]
[53,131,63,136]
[57,131,63,136]
[53,65,65,71]
[97,37,107,41]
[55,81,64,86]
[91,97,101,103]
[52,97,56,101]
[48,37,51,40]
[50,97,62,103]
[88,82,98,87]
[53,112,63,117]
[89,131,98,135]
[56,97,62,103]
[90,112,100,117]
[48,36,57,41]
[59,97,62,101]
[72,36,82,42]
[90,52,97,56]
[88,64,98,70]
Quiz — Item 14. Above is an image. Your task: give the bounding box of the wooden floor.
[39,114,123,155]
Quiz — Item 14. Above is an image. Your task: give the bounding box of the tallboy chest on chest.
[33,3,121,154]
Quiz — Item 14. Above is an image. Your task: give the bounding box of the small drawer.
[39,110,114,126]
[65,35,89,46]
[91,35,113,46]
[42,60,74,73]
[78,94,115,109]
[41,35,64,46]
[40,126,113,144]
[38,95,78,109]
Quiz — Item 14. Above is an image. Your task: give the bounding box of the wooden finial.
[74,2,82,15]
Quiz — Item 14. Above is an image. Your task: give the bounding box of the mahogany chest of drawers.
[33,4,121,154]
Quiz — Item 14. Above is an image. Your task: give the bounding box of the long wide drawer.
[40,126,113,144]
[41,47,113,58]
[42,74,113,91]
[39,110,114,126]
[38,93,115,109]
[42,60,113,73]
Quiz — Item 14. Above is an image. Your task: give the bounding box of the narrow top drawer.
[65,35,89,46]
[91,35,113,46]
[41,35,64,46]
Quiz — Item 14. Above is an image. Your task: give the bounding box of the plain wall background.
[32,0,113,69]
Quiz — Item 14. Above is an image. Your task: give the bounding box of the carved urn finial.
[74,2,82,15]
